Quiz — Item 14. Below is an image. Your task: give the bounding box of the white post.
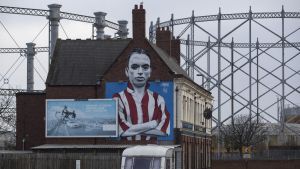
[76,160,80,169]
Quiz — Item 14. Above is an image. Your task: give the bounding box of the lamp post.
[204,104,212,169]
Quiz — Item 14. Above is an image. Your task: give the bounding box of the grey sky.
[1,0,299,47]
[1,0,299,44]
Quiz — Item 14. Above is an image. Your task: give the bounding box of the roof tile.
[46,39,131,85]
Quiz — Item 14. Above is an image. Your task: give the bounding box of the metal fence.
[212,150,300,160]
[0,152,122,169]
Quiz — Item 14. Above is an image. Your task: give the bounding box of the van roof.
[122,145,180,158]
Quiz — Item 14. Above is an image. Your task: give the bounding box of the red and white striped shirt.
[113,83,170,141]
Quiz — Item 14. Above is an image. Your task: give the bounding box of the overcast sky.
[2,0,300,19]
[1,0,299,46]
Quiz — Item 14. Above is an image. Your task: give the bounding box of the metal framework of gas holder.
[0,4,129,120]
[150,7,300,157]
[0,4,129,93]
[0,4,128,64]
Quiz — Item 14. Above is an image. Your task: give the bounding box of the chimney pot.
[132,4,146,41]
[140,4,143,9]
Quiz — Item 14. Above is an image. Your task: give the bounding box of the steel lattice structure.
[150,8,300,157]
[0,5,126,124]
[0,47,49,53]
[0,4,127,92]
[0,5,119,30]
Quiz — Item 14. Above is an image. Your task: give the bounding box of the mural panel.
[105,48,174,141]
[46,99,117,137]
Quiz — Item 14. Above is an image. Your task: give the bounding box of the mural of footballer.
[113,48,170,141]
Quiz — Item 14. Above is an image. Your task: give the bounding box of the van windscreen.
[124,157,161,169]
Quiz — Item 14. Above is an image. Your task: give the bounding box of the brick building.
[16,4,213,169]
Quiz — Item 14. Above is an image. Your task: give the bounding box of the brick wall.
[16,92,46,150]
[46,86,98,98]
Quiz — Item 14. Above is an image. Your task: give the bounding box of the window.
[124,157,133,169]
[197,102,200,125]
[202,104,205,125]
[133,157,151,169]
[183,96,186,121]
[200,103,203,125]
[124,157,161,169]
[166,159,171,169]
[152,158,161,169]
[187,97,190,122]
[189,98,193,122]
[194,101,198,125]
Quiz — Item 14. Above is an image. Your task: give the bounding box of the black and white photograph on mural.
[46,99,118,137]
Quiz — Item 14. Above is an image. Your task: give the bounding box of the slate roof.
[149,42,189,79]
[46,39,131,85]
[46,38,190,86]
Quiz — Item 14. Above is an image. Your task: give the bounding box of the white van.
[121,145,182,169]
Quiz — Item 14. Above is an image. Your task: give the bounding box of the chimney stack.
[132,3,146,41]
[156,27,181,64]
[156,27,171,55]
[171,37,181,64]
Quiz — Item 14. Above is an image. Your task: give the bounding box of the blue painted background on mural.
[105,81,174,141]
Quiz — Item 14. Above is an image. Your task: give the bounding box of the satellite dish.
[204,108,212,119]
